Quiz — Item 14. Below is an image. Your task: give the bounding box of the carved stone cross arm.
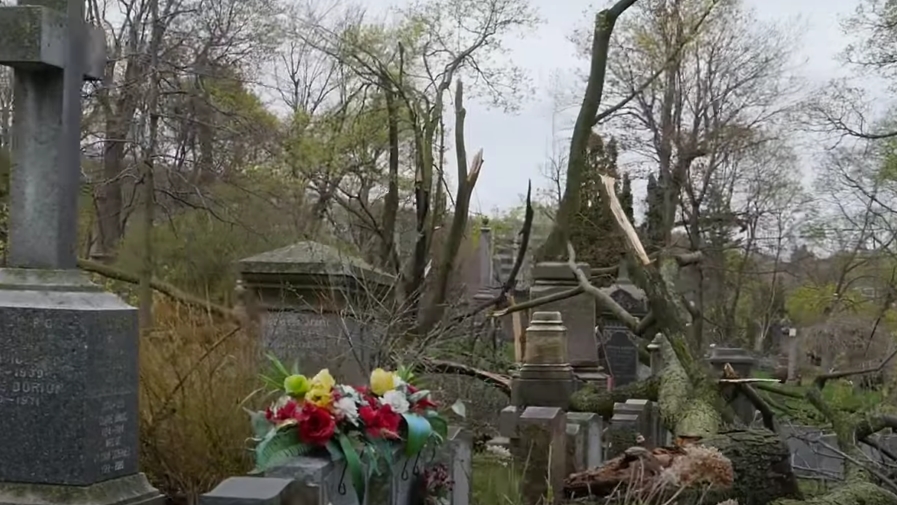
[0,0,105,80]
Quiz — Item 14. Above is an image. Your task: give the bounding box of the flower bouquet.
[247,356,448,504]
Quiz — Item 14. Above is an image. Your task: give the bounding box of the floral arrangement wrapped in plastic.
[247,357,448,503]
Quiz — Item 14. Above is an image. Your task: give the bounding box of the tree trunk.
[566,429,800,505]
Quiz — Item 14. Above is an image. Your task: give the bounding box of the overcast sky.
[353,0,868,214]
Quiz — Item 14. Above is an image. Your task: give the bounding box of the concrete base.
[0,473,164,505]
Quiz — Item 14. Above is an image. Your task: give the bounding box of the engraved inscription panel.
[600,330,638,387]
[262,312,377,383]
[0,304,140,485]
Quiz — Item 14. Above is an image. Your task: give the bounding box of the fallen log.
[565,430,801,505]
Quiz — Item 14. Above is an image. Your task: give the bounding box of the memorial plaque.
[601,330,638,387]
[0,298,140,485]
[263,311,377,383]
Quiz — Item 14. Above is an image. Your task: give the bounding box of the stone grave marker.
[782,427,844,481]
[515,406,566,505]
[599,260,647,388]
[530,262,605,384]
[623,399,657,446]
[201,477,304,505]
[238,241,394,384]
[513,311,574,408]
[566,412,603,471]
[708,347,757,425]
[444,426,473,505]
[601,330,639,387]
[264,457,354,505]
[607,401,642,460]
[0,1,161,504]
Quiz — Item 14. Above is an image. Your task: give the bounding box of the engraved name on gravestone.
[0,278,140,484]
[263,311,375,383]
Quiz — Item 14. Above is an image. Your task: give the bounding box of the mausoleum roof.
[237,241,394,284]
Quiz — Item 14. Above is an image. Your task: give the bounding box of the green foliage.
[472,451,522,505]
[251,427,311,473]
[785,284,864,326]
[116,172,303,302]
[642,172,665,253]
[569,134,629,273]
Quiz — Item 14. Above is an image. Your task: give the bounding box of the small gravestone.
[599,260,647,388]
[238,242,394,383]
[607,401,644,459]
[708,347,757,425]
[201,477,304,505]
[566,412,603,471]
[443,426,473,505]
[622,399,656,447]
[515,406,566,505]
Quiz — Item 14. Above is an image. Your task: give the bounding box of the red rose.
[413,396,437,412]
[378,405,401,438]
[294,403,336,446]
[359,404,401,439]
[266,398,300,423]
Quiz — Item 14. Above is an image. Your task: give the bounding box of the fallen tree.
[552,173,897,504]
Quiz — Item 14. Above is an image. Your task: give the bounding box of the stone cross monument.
[0,2,162,504]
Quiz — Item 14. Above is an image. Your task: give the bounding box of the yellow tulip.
[310,369,335,392]
[370,368,396,396]
[305,385,333,408]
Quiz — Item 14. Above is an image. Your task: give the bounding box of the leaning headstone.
[599,260,647,388]
[201,477,304,505]
[238,242,394,383]
[0,2,161,504]
[514,311,575,409]
[708,347,757,425]
[530,262,605,384]
[515,406,566,505]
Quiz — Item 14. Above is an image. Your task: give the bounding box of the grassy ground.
[472,452,523,505]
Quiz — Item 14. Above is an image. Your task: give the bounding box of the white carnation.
[382,390,410,414]
[335,397,359,423]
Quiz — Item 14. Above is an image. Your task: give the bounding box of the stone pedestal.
[709,347,757,425]
[514,312,574,409]
[0,270,162,505]
[529,263,600,379]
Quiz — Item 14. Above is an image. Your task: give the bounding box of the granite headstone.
[238,241,394,383]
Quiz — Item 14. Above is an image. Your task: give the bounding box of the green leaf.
[338,433,366,505]
[245,408,273,439]
[254,428,309,471]
[450,399,467,418]
[266,353,291,378]
[326,440,344,461]
[426,412,449,442]
[258,373,283,392]
[403,413,432,456]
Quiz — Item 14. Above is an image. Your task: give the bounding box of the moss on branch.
[569,377,659,419]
